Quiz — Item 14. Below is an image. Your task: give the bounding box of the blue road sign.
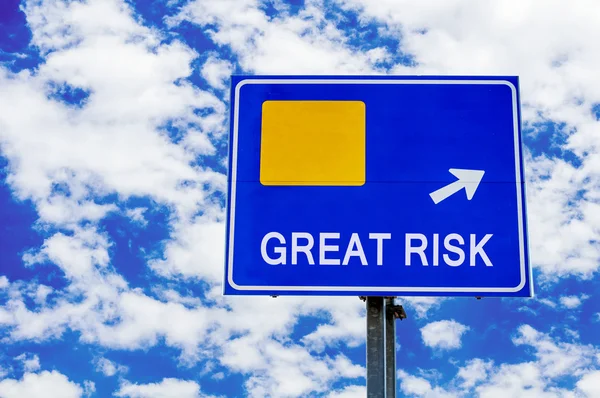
[224,75,533,297]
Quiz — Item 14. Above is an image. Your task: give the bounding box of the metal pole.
[366,297,385,397]
[385,298,396,398]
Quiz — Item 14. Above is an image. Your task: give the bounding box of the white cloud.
[83,380,96,397]
[559,294,589,309]
[1,273,365,398]
[226,340,364,397]
[79,291,221,357]
[169,0,385,75]
[125,207,148,226]
[474,362,566,398]
[0,0,244,369]
[0,276,9,289]
[326,385,367,398]
[300,299,365,352]
[397,370,457,398]
[182,128,218,156]
[329,355,364,379]
[201,55,233,90]
[420,320,469,350]
[512,324,598,378]
[564,328,580,340]
[0,365,10,379]
[0,276,367,396]
[0,371,85,398]
[193,295,365,396]
[33,285,53,305]
[149,216,225,283]
[115,378,206,398]
[0,0,253,375]
[526,158,600,280]
[538,298,558,309]
[400,297,448,319]
[456,359,493,389]
[94,357,128,377]
[24,0,159,54]
[577,371,600,397]
[24,227,112,282]
[15,353,41,372]
[2,0,226,228]
[400,324,600,396]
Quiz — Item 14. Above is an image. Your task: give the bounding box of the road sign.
[224,75,533,297]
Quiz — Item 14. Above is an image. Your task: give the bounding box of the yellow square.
[260,100,366,186]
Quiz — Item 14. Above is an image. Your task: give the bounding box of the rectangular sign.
[224,75,533,297]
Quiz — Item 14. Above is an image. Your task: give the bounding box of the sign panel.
[224,75,533,297]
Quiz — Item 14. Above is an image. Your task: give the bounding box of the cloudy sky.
[0,0,599,397]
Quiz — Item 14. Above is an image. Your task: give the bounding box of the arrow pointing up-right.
[429,169,485,204]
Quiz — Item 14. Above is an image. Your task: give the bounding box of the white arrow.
[429,169,485,204]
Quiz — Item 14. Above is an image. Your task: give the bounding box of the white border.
[227,78,528,293]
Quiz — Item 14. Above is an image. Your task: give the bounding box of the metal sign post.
[385,297,397,397]
[365,297,407,397]
[366,297,385,397]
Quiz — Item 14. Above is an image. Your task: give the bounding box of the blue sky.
[0,0,599,397]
